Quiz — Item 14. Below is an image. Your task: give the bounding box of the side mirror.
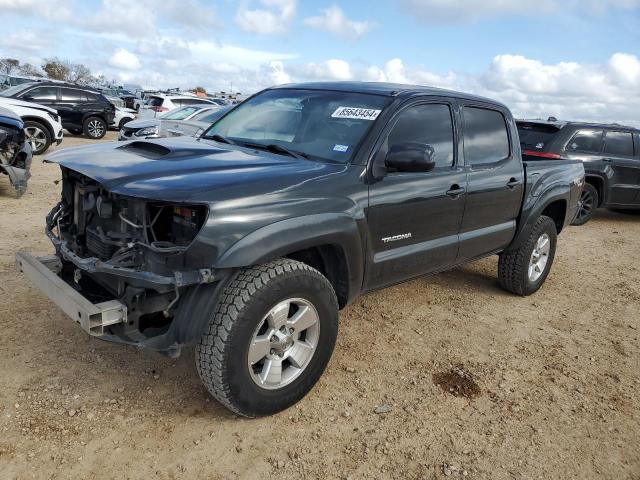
[385,142,436,173]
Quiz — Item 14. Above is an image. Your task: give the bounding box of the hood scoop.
[118,141,171,159]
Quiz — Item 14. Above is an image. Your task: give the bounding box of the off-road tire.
[196,259,339,417]
[498,215,557,296]
[572,183,598,226]
[23,120,51,155]
[83,116,107,139]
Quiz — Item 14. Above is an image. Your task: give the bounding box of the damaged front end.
[18,167,226,356]
[0,110,32,197]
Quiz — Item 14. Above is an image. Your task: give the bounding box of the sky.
[1,0,639,125]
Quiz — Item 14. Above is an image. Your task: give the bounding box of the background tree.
[0,58,20,74]
[41,57,94,85]
[42,57,70,81]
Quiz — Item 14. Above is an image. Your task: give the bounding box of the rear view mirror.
[385,142,436,173]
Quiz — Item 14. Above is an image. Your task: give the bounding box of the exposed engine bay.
[45,167,213,343]
[0,111,32,197]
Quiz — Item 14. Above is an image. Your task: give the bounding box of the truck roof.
[272,81,507,107]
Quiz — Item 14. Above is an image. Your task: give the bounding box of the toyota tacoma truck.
[16,82,585,417]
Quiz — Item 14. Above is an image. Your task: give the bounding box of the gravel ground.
[1,132,639,479]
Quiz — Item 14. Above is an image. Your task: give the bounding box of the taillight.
[151,106,168,113]
[522,149,561,159]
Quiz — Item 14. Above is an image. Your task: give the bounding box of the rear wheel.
[23,120,51,155]
[572,183,598,226]
[83,116,107,139]
[195,259,339,417]
[498,215,557,296]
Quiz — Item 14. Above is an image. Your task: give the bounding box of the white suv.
[0,96,64,155]
[140,94,219,117]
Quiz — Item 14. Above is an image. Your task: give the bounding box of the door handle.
[446,184,466,198]
[602,158,613,163]
[506,178,522,189]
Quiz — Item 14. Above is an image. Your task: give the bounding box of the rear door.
[58,88,86,127]
[601,130,640,206]
[457,104,524,262]
[365,99,467,289]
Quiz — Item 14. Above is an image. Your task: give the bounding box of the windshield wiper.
[242,142,309,160]
[203,133,235,145]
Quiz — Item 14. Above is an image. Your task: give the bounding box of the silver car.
[119,105,230,141]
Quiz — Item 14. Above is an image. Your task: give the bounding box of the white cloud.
[108,48,141,70]
[0,0,72,21]
[472,53,640,126]
[401,0,640,23]
[295,59,353,81]
[235,0,296,35]
[303,5,374,40]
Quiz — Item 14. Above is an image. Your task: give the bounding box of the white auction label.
[331,106,381,121]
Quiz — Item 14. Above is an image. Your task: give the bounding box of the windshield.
[160,106,202,120]
[192,106,232,123]
[0,83,34,97]
[202,88,391,163]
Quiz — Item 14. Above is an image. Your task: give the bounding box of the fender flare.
[216,213,365,304]
[508,186,570,252]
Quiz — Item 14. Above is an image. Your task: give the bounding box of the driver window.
[385,103,455,168]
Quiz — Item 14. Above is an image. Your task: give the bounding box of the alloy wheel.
[25,126,47,152]
[575,189,594,223]
[87,120,104,138]
[528,233,551,282]
[247,298,320,390]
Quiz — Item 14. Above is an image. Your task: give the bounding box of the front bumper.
[15,252,127,336]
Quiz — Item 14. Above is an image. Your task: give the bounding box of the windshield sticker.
[331,107,381,121]
[333,144,349,152]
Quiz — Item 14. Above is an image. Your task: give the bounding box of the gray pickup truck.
[16,82,585,417]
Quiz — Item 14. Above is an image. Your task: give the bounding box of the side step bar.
[15,252,126,336]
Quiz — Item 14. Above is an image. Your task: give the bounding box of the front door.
[365,100,467,290]
[602,130,640,206]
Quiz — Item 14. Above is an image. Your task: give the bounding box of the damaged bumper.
[0,123,32,197]
[15,252,127,336]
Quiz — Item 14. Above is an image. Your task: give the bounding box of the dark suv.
[1,82,115,139]
[517,119,640,225]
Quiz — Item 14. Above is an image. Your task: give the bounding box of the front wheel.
[23,120,51,155]
[572,183,598,226]
[196,259,339,417]
[83,116,107,139]
[498,215,557,296]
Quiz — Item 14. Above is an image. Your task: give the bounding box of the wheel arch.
[21,116,54,138]
[584,174,605,207]
[215,213,365,308]
[508,187,570,252]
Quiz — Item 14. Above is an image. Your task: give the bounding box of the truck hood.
[44,136,345,202]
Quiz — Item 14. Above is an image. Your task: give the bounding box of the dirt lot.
[1,132,639,479]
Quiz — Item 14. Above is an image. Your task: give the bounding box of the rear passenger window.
[386,103,455,168]
[566,130,603,154]
[60,88,86,101]
[603,131,634,156]
[463,107,510,165]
